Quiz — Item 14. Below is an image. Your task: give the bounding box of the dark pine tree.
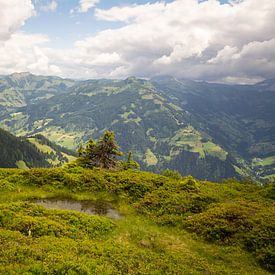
[96,131,123,169]
[77,131,123,169]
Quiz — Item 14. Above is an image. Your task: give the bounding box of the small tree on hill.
[121,151,140,170]
[77,131,123,169]
[82,138,98,168]
[96,131,123,168]
[77,142,84,156]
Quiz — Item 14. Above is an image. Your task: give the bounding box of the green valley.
[0,73,275,181]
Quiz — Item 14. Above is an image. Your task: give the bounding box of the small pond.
[34,198,122,220]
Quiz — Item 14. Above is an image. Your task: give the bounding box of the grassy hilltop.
[0,166,274,274]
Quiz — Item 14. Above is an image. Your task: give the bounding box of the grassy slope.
[0,167,274,274]
[27,136,77,167]
[0,128,50,168]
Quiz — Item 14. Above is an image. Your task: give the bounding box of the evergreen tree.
[85,138,97,166]
[77,131,123,169]
[122,151,140,170]
[77,142,84,157]
[96,131,123,168]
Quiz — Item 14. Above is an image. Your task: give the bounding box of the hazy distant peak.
[10,72,32,78]
[124,76,148,85]
[151,75,176,82]
[254,77,275,92]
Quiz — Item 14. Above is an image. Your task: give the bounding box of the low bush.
[0,167,274,271]
[0,202,115,239]
[135,177,218,225]
[183,201,275,270]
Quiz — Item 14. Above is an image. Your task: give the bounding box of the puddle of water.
[34,198,122,220]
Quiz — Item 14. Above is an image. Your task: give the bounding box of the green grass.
[0,167,274,274]
[144,148,158,165]
[203,141,228,161]
[28,137,76,166]
[0,187,270,274]
[38,126,84,150]
[15,160,29,170]
[28,138,55,154]
[170,126,227,160]
[120,110,142,124]
[253,156,275,167]
[62,152,77,163]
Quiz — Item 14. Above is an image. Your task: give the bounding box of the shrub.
[135,177,217,225]
[183,201,275,271]
[0,202,115,239]
[161,169,182,180]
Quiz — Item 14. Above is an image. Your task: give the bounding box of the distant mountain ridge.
[0,72,274,181]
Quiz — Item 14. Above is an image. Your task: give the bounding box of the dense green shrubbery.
[0,202,114,239]
[0,167,168,199]
[161,168,182,180]
[0,167,274,272]
[259,183,275,200]
[0,229,214,274]
[135,177,219,225]
[183,201,275,270]
[134,176,274,270]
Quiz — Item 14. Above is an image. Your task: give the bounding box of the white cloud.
[27,45,61,74]
[0,33,61,76]
[74,0,275,82]
[40,1,57,12]
[221,76,264,85]
[0,0,34,40]
[0,0,60,76]
[208,46,239,64]
[95,3,165,22]
[71,0,100,14]
[0,0,275,83]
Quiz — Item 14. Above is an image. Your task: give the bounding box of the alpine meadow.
[0,0,274,274]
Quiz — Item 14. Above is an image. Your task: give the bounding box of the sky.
[0,0,274,84]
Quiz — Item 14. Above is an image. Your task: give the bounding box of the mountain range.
[0,72,274,181]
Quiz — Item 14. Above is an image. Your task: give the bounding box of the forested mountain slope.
[0,73,274,181]
[0,128,75,168]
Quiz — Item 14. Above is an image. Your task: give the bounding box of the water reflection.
[34,198,122,220]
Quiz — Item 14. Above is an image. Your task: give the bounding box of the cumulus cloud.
[73,0,275,82]
[0,0,60,76]
[95,3,165,22]
[0,0,34,40]
[0,0,275,83]
[0,33,61,76]
[71,0,100,14]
